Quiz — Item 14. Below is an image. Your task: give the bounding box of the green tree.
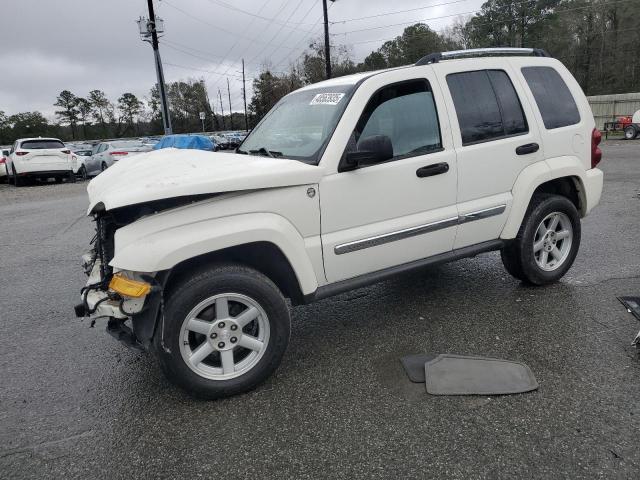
[8,112,51,140]
[88,89,113,137]
[54,90,79,139]
[76,97,92,140]
[0,111,10,144]
[361,24,457,69]
[117,93,144,135]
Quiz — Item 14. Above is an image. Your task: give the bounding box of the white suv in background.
[7,137,75,186]
[76,48,604,399]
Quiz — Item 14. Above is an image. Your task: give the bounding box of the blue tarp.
[153,134,215,151]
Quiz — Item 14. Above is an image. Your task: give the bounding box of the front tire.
[501,194,581,285]
[154,264,291,399]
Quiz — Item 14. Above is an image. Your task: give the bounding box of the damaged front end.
[75,194,222,350]
[74,209,166,352]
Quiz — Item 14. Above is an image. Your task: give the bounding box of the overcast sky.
[0,0,483,119]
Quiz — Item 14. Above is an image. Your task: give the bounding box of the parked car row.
[1,131,249,186]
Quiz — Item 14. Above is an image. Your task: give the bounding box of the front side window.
[447,70,528,145]
[348,80,442,161]
[239,84,355,164]
[522,66,580,129]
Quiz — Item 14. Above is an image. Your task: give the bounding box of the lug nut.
[230,325,237,331]
[218,322,225,328]
[218,342,225,348]
[210,332,217,339]
[230,337,237,343]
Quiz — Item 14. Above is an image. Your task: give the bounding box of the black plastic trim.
[304,239,505,303]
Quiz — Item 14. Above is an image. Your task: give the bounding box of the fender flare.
[111,212,319,295]
[501,157,588,239]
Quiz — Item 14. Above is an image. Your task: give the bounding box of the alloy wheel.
[533,212,573,271]
[179,293,270,380]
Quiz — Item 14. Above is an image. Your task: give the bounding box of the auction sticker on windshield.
[310,93,345,106]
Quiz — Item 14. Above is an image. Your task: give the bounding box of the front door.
[320,75,458,283]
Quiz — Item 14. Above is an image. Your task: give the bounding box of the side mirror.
[345,134,393,169]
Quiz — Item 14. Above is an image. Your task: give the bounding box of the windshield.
[239,84,355,164]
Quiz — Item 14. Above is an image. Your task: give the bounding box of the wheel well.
[532,176,585,216]
[164,242,305,305]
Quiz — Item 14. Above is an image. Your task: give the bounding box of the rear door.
[434,60,543,248]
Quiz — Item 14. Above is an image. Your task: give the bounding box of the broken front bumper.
[75,252,167,350]
[78,256,147,320]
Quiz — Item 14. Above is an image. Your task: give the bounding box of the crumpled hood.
[86,148,324,212]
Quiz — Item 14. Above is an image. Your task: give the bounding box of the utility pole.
[322,0,333,79]
[137,0,172,134]
[218,89,226,130]
[242,59,249,132]
[227,78,234,130]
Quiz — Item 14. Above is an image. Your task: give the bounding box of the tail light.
[16,151,28,156]
[591,128,602,168]
[61,149,70,154]
[0,157,5,164]
[111,151,128,156]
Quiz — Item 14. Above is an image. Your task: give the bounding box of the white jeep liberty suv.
[76,48,604,399]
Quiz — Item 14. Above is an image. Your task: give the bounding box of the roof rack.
[415,47,550,66]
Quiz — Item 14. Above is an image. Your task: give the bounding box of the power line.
[330,0,475,24]
[206,0,317,104]
[162,0,300,51]
[343,0,629,46]
[204,0,318,28]
[201,0,280,93]
[332,0,627,36]
[164,61,245,79]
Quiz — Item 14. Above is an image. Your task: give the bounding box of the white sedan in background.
[91,140,153,172]
[1,148,9,181]
[71,146,98,180]
[6,137,75,186]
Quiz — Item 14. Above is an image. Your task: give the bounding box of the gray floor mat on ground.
[424,354,539,396]
[400,354,437,383]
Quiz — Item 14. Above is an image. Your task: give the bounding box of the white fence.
[587,92,640,130]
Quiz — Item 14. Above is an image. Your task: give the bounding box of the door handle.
[416,162,449,178]
[515,143,539,155]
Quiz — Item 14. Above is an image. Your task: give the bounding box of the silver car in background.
[91,140,153,172]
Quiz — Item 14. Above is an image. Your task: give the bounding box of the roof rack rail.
[415,47,550,66]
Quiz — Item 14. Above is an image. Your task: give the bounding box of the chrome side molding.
[334,204,506,255]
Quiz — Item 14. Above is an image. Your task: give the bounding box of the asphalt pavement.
[1,141,639,479]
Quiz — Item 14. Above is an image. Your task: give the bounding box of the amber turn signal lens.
[109,273,151,298]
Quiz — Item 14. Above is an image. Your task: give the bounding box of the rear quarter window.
[521,66,580,129]
[20,139,65,149]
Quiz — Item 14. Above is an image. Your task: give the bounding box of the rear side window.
[447,70,528,145]
[20,139,65,149]
[522,66,580,129]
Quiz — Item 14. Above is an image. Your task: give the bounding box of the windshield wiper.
[249,147,282,158]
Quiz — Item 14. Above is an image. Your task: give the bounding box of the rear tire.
[624,125,637,140]
[101,162,107,172]
[154,263,291,399]
[12,165,25,187]
[501,194,581,285]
